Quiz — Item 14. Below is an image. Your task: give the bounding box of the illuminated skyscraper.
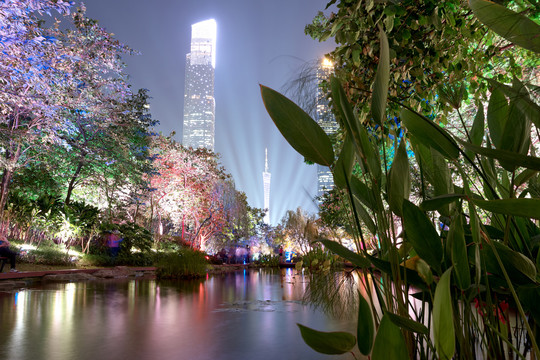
[316,58,337,203]
[182,19,217,150]
[262,148,271,224]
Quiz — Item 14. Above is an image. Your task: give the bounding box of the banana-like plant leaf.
[350,176,378,211]
[487,81,508,149]
[485,77,540,129]
[482,240,537,284]
[357,293,374,355]
[420,194,465,212]
[386,311,429,335]
[372,314,409,360]
[367,254,429,290]
[465,105,484,159]
[433,268,455,360]
[352,197,378,236]
[448,215,471,290]
[459,139,540,171]
[472,198,540,220]
[319,239,371,268]
[402,200,443,274]
[260,85,334,166]
[515,169,538,187]
[469,0,540,54]
[333,134,355,189]
[371,26,390,127]
[401,109,460,160]
[297,324,356,355]
[331,77,382,182]
[388,139,411,217]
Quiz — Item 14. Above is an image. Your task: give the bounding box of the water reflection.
[0,269,357,360]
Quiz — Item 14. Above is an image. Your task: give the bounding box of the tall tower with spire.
[262,148,271,224]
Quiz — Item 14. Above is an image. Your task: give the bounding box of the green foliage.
[297,324,356,355]
[371,314,409,360]
[305,0,539,123]
[254,254,280,267]
[118,222,153,254]
[356,293,374,355]
[300,248,338,272]
[22,244,73,266]
[154,247,208,279]
[262,1,540,357]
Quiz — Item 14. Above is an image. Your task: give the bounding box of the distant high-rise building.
[182,19,217,151]
[316,58,337,204]
[262,148,271,224]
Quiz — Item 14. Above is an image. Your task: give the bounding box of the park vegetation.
[0,2,266,275]
[262,0,540,359]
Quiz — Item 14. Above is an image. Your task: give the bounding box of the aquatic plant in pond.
[261,0,540,358]
[155,247,208,279]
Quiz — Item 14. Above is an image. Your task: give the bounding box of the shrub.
[21,245,73,266]
[155,247,207,279]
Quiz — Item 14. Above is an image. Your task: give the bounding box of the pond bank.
[0,264,289,291]
[0,266,156,291]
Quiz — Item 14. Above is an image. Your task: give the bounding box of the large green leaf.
[433,268,455,360]
[472,198,540,220]
[420,194,465,212]
[482,240,537,284]
[352,197,378,236]
[350,176,378,211]
[332,134,355,189]
[402,200,443,274]
[367,254,429,290]
[357,293,374,355]
[260,85,334,166]
[465,105,484,159]
[331,76,381,182]
[448,215,471,290]
[459,139,540,171]
[385,312,429,335]
[401,109,460,160]
[372,314,409,360]
[388,140,410,217]
[485,78,540,129]
[469,0,540,54]
[487,81,508,149]
[297,324,356,355]
[320,239,371,268]
[371,26,390,127]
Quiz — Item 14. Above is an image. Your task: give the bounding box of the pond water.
[0,269,357,360]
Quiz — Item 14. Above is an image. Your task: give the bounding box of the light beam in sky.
[84,0,337,225]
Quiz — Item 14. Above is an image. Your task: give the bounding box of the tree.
[147,135,229,248]
[306,0,539,126]
[0,3,135,219]
[280,207,319,255]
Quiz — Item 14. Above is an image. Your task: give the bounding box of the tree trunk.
[0,168,13,220]
[65,160,84,205]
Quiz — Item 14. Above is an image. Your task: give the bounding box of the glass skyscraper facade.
[316,58,337,203]
[262,148,271,224]
[182,19,217,151]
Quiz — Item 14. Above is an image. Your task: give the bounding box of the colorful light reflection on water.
[0,269,358,360]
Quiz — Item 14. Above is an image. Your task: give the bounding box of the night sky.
[83,0,336,224]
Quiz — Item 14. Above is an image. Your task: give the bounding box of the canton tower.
[182,19,217,150]
[262,148,271,224]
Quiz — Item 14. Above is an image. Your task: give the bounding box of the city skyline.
[182,19,217,151]
[84,0,337,224]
